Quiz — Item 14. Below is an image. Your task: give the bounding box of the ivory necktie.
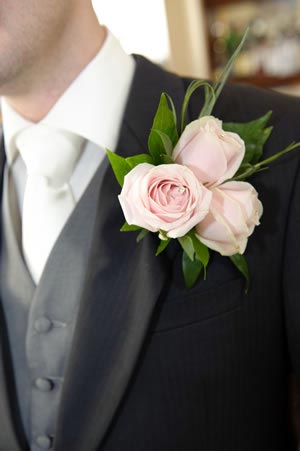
[15,124,84,284]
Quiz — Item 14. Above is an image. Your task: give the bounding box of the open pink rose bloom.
[119,163,212,239]
[119,116,263,256]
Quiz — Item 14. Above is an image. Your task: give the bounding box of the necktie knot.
[15,124,84,187]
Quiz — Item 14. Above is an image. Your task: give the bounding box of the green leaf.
[165,93,178,133]
[106,149,132,187]
[161,154,174,164]
[126,154,154,168]
[223,111,273,165]
[180,80,214,132]
[189,233,210,278]
[148,93,179,164]
[136,229,149,243]
[178,235,194,261]
[156,238,171,256]
[181,29,249,124]
[263,126,273,147]
[151,129,173,156]
[199,83,216,118]
[120,222,142,232]
[211,28,249,113]
[229,254,249,293]
[182,251,203,288]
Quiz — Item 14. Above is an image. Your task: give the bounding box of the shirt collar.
[1,30,135,165]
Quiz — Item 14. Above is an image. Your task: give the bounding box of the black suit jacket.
[1,55,300,451]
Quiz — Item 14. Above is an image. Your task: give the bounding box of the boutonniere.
[107,31,299,290]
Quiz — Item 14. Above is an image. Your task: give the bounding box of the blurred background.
[92,0,300,95]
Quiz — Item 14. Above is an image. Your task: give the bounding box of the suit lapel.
[0,138,28,450]
[54,56,186,450]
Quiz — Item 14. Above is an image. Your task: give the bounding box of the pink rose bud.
[173,116,245,187]
[119,163,212,239]
[195,181,263,256]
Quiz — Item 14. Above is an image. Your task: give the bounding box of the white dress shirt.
[0,30,135,216]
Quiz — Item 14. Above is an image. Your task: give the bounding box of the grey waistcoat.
[0,163,103,451]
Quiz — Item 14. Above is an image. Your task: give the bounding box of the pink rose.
[195,181,263,256]
[119,163,212,239]
[173,116,245,187]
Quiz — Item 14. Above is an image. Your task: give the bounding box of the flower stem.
[233,142,300,181]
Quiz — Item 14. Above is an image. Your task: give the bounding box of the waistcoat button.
[34,317,53,333]
[35,435,52,449]
[35,378,54,392]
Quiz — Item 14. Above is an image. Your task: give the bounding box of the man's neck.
[3,19,106,123]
